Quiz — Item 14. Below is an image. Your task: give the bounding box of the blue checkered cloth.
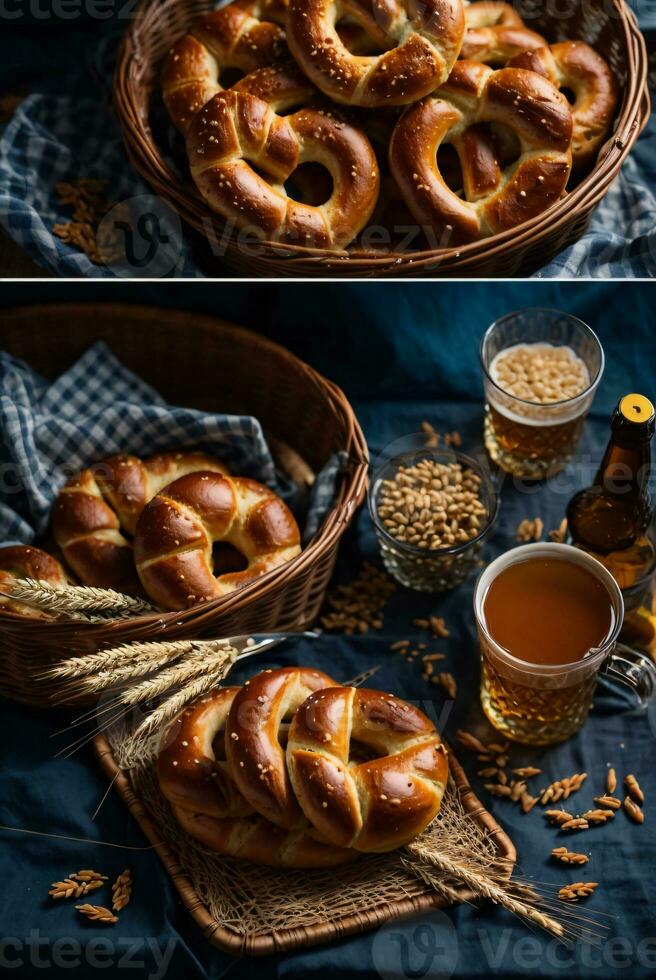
[0,41,654,277]
[0,342,344,546]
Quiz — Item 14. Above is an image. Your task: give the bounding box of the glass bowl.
[368,435,499,592]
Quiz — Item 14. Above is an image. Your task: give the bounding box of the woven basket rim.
[112,0,649,274]
[94,733,517,956]
[0,302,369,635]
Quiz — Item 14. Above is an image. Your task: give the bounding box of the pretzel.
[51,452,228,595]
[0,545,69,619]
[161,0,289,134]
[286,0,465,108]
[460,2,546,63]
[389,61,572,243]
[287,686,449,852]
[171,805,357,867]
[186,88,380,248]
[158,687,254,819]
[225,667,338,829]
[133,472,301,610]
[507,42,617,168]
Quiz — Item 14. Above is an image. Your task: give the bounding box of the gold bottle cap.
[619,394,655,424]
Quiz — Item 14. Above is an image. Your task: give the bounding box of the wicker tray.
[0,304,368,707]
[114,0,649,278]
[94,733,515,956]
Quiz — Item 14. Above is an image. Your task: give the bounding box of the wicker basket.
[113,0,649,278]
[0,304,368,707]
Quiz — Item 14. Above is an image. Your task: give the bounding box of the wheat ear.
[131,652,238,739]
[404,840,565,938]
[44,639,211,681]
[115,644,238,707]
[5,579,157,619]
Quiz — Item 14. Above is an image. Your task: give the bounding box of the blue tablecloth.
[0,11,654,278]
[0,281,655,979]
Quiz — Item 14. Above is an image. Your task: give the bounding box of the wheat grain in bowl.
[369,442,498,592]
[377,459,488,551]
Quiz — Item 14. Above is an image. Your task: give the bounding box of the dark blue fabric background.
[0,282,655,980]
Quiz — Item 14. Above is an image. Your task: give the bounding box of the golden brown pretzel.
[225,667,338,829]
[133,472,301,610]
[171,805,357,867]
[460,1,545,63]
[158,687,254,819]
[231,61,317,107]
[51,452,228,595]
[161,0,289,134]
[507,42,617,168]
[0,545,69,619]
[287,686,449,852]
[286,0,465,108]
[185,89,381,249]
[389,61,572,243]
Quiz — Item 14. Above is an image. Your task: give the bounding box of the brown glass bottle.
[567,394,654,588]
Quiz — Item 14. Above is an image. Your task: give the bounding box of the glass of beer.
[480,309,604,479]
[473,543,656,745]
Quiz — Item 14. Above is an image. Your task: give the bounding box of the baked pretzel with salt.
[508,42,617,168]
[161,0,289,134]
[287,685,449,852]
[185,78,381,249]
[52,452,228,595]
[286,0,465,108]
[0,545,70,619]
[389,61,572,244]
[171,803,357,867]
[158,683,356,867]
[134,472,301,610]
[225,666,338,829]
[158,686,255,819]
[162,0,381,133]
[460,1,546,63]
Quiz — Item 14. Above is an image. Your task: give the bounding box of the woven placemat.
[94,730,515,956]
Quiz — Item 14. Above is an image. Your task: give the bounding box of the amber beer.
[479,310,604,479]
[485,402,587,479]
[473,544,656,745]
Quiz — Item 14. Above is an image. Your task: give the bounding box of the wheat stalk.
[404,839,566,938]
[117,644,237,707]
[130,653,237,739]
[4,579,157,620]
[44,638,223,682]
[76,648,192,692]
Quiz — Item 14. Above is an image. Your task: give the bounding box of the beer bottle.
[566,394,655,588]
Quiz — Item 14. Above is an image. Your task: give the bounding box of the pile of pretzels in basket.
[161,0,618,250]
[0,451,301,617]
[157,665,450,867]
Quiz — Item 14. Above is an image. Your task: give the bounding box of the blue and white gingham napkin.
[0,43,654,277]
[0,342,344,545]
